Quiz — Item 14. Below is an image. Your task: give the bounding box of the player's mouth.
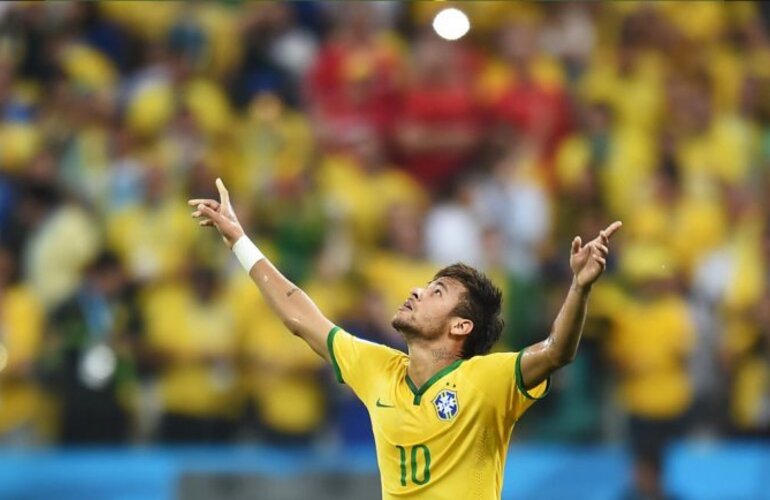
[400,300,414,311]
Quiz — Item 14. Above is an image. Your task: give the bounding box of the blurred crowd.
[1,2,770,488]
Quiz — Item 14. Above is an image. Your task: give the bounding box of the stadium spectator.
[18,173,101,312]
[43,251,137,444]
[361,202,435,317]
[392,32,483,191]
[317,129,426,248]
[143,260,238,443]
[306,3,403,153]
[607,244,695,500]
[487,18,572,168]
[0,246,45,446]
[106,165,195,282]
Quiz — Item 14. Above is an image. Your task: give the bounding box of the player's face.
[391,277,465,340]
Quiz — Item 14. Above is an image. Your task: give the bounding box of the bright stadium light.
[432,8,470,41]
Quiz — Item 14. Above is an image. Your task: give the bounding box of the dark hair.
[433,263,504,359]
[85,251,122,275]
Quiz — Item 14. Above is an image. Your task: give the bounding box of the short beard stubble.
[391,315,420,339]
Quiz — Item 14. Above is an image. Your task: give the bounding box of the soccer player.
[190,178,621,499]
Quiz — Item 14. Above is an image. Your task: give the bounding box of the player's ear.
[450,318,473,337]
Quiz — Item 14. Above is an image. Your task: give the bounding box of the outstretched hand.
[570,221,622,289]
[188,178,245,248]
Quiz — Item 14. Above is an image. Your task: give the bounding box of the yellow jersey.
[328,326,549,499]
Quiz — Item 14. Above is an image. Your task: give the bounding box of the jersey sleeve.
[326,325,403,404]
[467,350,550,422]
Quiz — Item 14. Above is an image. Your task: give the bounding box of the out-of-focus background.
[1,1,770,499]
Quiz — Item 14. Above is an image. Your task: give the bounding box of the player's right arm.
[189,179,334,361]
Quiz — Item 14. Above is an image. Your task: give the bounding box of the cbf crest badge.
[432,389,459,421]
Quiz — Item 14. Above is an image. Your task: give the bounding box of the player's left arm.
[518,221,622,390]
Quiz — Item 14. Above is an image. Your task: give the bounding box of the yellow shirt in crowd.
[232,272,354,436]
[143,283,238,418]
[318,155,427,247]
[606,294,695,419]
[0,286,44,434]
[107,199,195,280]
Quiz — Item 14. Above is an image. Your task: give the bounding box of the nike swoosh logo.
[376,398,395,408]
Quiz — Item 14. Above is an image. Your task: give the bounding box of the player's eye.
[434,289,441,296]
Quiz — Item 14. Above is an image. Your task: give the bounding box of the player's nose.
[410,288,422,301]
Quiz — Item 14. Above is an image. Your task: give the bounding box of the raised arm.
[518,221,622,389]
[189,179,334,360]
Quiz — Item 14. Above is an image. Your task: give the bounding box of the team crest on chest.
[432,389,459,421]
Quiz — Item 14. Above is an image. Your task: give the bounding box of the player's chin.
[391,311,413,332]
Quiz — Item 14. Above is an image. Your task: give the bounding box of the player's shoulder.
[462,351,520,366]
[459,351,520,379]
[333,327,407,361]
[454,352,522,407]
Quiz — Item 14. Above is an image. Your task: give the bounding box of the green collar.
[405,359,463,405]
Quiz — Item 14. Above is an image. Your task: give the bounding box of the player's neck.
[406,342,462,388]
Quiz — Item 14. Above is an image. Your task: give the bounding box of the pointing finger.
[603,221,623,240]
[215,178,229,206]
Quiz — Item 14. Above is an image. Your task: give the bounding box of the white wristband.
[232,235,264,273]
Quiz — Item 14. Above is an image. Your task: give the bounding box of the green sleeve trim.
[515,348,551,400]
[327,325,344,384]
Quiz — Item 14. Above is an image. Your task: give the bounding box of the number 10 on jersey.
[396,444,431,486]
